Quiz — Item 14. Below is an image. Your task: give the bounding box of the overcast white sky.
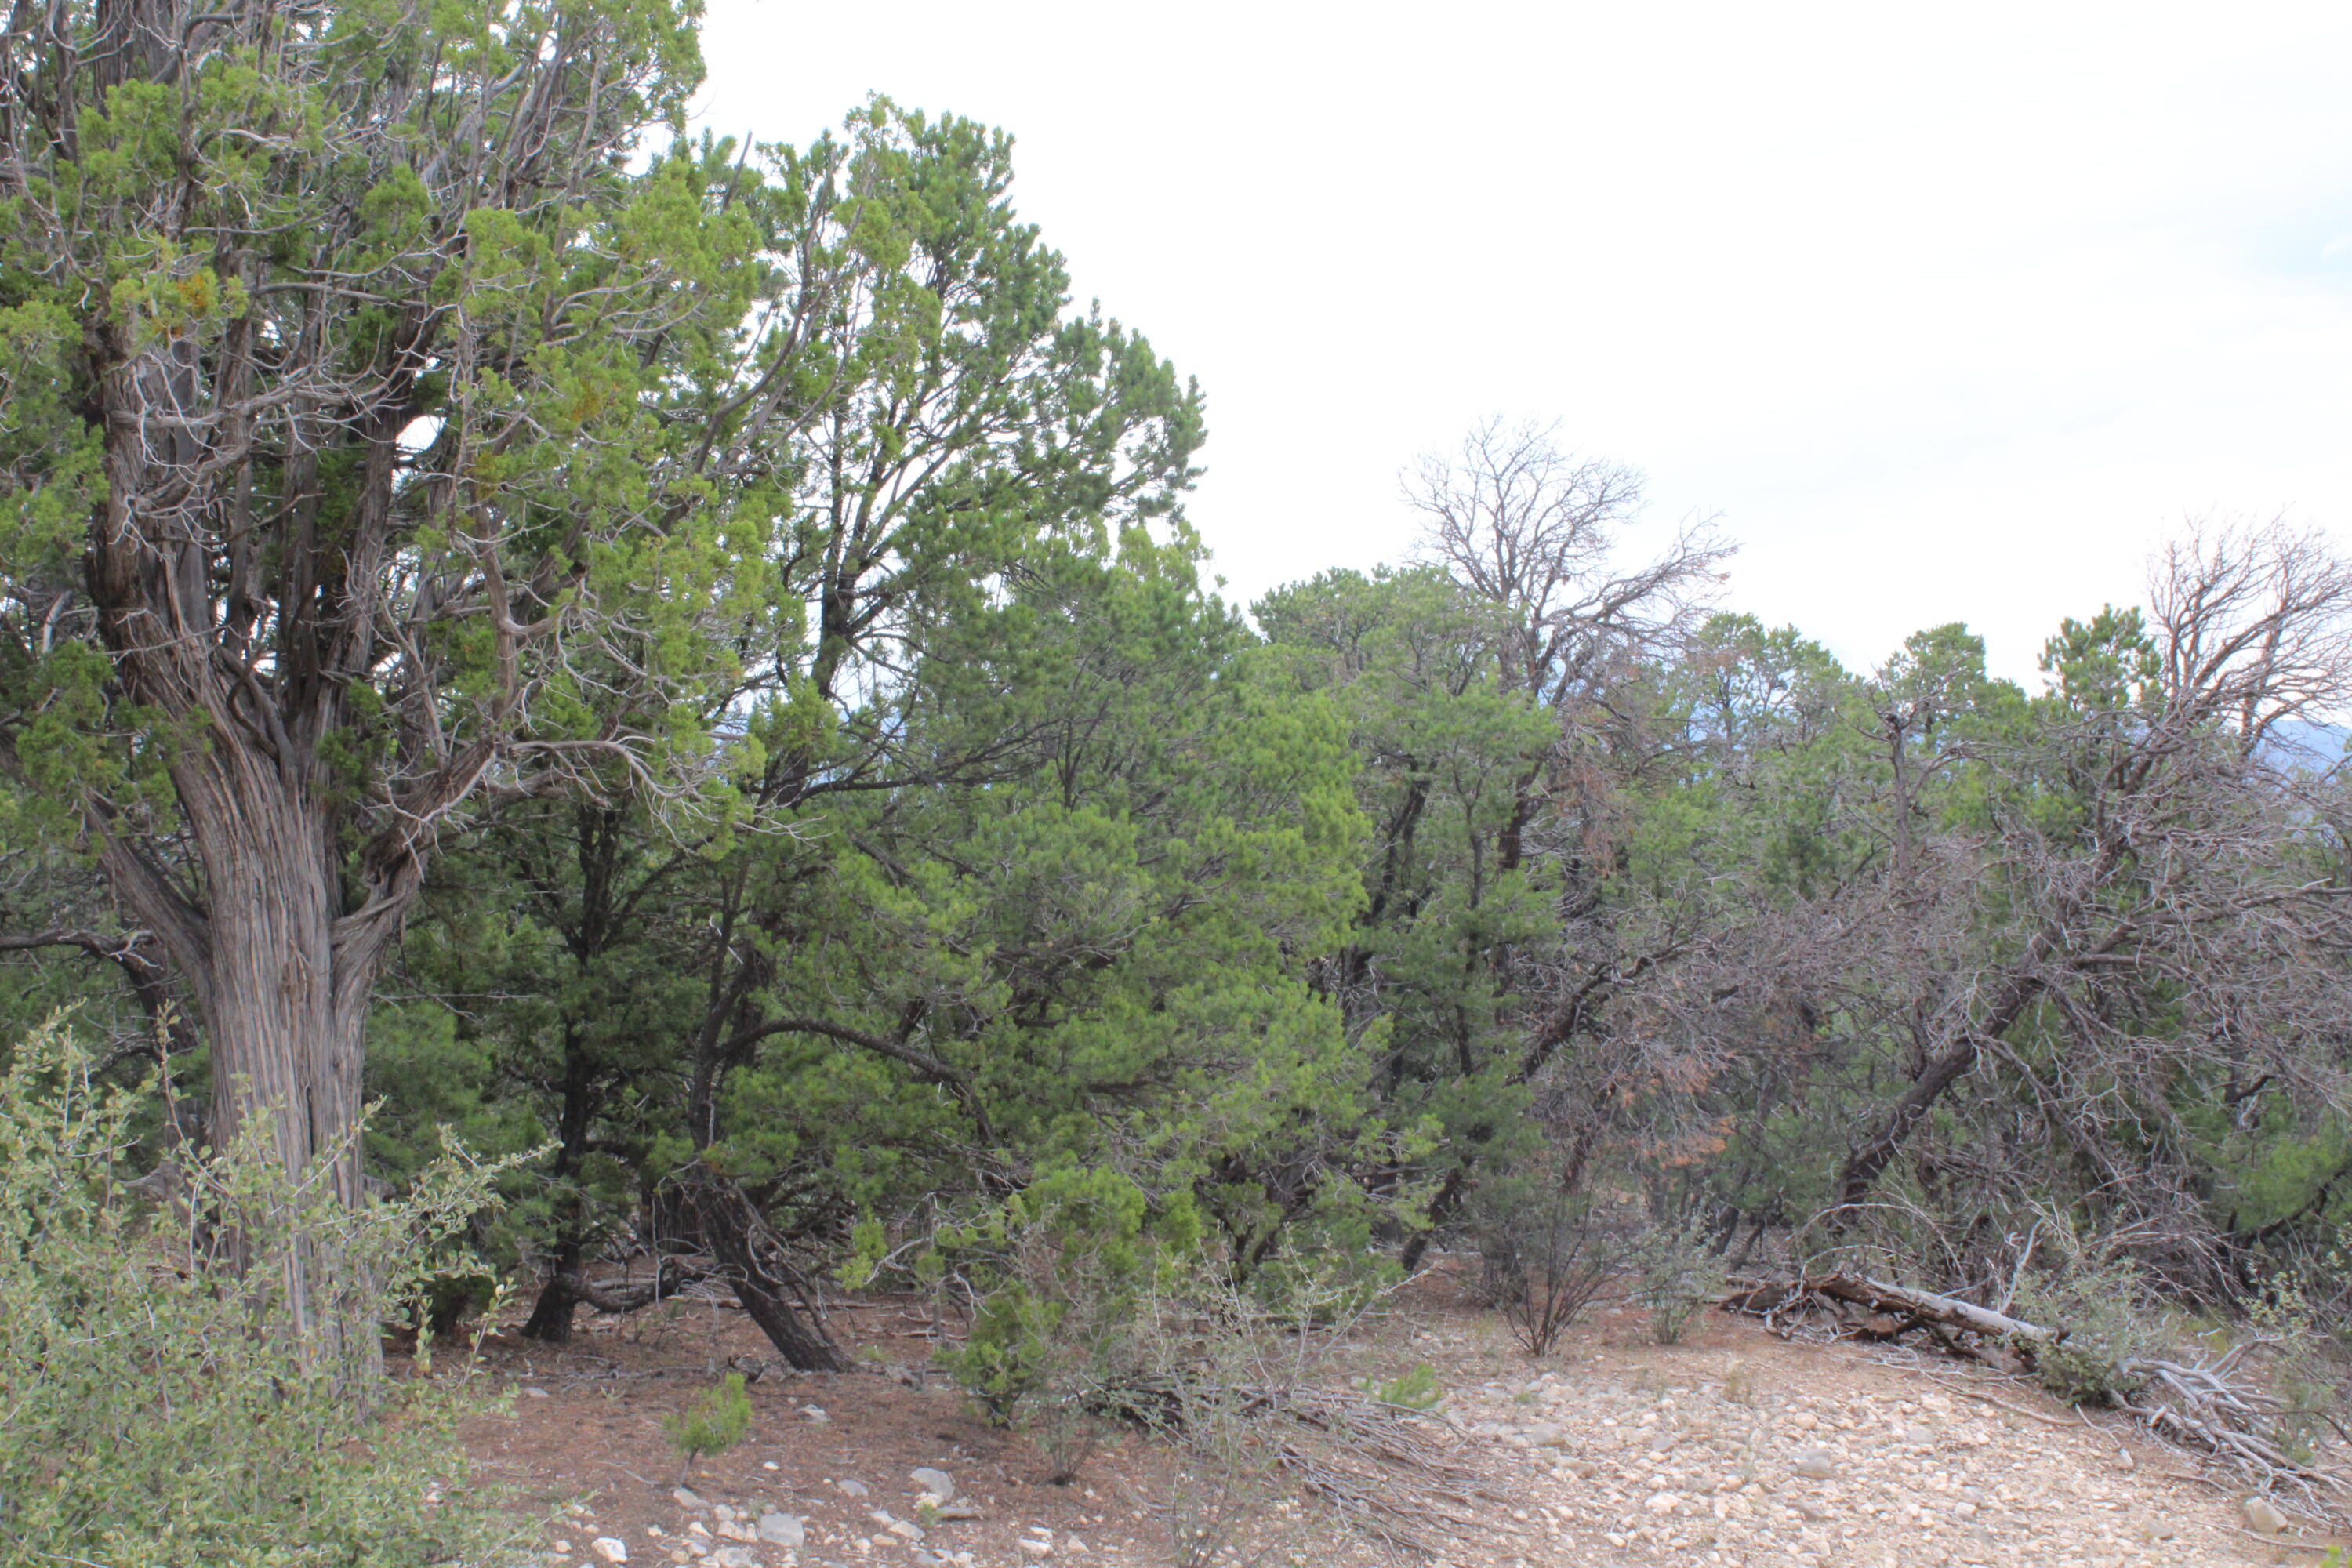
[695,0,2352,684]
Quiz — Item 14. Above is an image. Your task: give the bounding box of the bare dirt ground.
[470,1263,2351,1568]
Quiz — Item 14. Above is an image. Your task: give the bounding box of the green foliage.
[2009,1225,2157,1406]
[931,1166,1191,1430]
[662,1374,755,1479]
[0,1021,524,1567]
[1358,1363,1445,1411]
[1632,1217,1730,1347]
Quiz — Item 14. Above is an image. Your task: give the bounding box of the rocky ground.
[476,1275,2350,1568]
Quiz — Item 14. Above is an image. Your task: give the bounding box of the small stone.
[673,1487,709,1512]
[910,1466,956,1503]
[1644,1492,1679,1514]
[708,1550,758,1568]
[835,1478,869,1497]
[590,1541,629,1565]
[803,1405,830,1423]
[757,1512,804,1547]
[2241,1495,2290,1534]
[761,1460,779,1471]
[524,1386,552,1399]
[1016,1541,1054,1558]
[716,1519,757,1543]
[1064,1537,1088,1553]
[1790,1448,1838,1480]
[934,1500,985,1521]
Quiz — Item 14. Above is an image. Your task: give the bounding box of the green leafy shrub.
[1358,1363,1444,1411]
[2009,1224,2156,1406]
[662,1373,755,1481]
[933,1166,1193,1435]
[1632,1216,1729,1346]
[0,1021,524,1566]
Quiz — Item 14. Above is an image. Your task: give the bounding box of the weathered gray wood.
[1723,1274,2055,1341]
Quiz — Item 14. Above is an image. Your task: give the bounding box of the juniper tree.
[0,0,793,1354]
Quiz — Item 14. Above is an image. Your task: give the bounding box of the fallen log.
[1723,1274,2053,1342]
[1810,1275,2055,1341]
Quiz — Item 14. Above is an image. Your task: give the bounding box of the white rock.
[757,1512,804,1547]
[1790,1448,1838,1480]
[673,1487,709,1511]
[910,1465,956,1502]
[590,1540,629,1565]
[835,1478,870,1497]
[1015,1541,1054,1558]
[708,1549,758,1568]
[2242,1495,2291,1534]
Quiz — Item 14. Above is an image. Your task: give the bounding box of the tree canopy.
[2,0,2349,1399]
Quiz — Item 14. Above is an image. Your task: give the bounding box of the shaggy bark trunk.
[97,744,407,1373]
[78,264,427,1377]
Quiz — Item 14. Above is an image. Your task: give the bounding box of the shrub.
[2008,1223,2156,1406]
[931,1166,1188,1439]
[0,1020,525,1567]
[1472,1171,1617,1357]
[1632,1215,1729,1346]
[663,1373,755,1482]
[1358,1363,1444,1411]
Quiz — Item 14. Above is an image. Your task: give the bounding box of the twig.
[2217,1526,2343,1552]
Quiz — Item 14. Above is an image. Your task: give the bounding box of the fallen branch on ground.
[1100,1376,1486,1552]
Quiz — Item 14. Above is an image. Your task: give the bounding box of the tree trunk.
[1827,1033,1981,1225]
[682,1163,849,1371]
[96,740,411,1374]
[1829,970,2046,1226]
[522,1239,586,1345]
